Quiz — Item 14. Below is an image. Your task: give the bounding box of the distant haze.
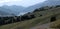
[0,0,46,7]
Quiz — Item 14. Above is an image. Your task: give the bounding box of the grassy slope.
[0,7,60,29]
[50,19,60,29]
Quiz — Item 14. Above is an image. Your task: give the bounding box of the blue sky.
[0,0,46,7]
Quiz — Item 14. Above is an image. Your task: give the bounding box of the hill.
[0,5,60,29]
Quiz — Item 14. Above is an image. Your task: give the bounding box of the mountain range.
[0,0,60,16]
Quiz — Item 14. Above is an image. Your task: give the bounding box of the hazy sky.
[0,0,46,7]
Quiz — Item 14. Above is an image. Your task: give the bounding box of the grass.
[50,19,60,29]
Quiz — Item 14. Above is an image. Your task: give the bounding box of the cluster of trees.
[55,5,60,7]
[21,14,35,21]
[0,14,35,25]
[33,6,50,12]
[33,5,60,12]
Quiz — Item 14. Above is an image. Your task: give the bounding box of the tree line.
[0,14,35,25]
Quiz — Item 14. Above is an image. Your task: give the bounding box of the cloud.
[0,0,23,3]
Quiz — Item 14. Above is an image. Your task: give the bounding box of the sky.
[0,0,46,7]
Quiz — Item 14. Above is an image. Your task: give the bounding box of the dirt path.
[30,23,50,29]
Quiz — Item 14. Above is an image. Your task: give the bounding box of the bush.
[56,5,60,7]
[50,16,56,22]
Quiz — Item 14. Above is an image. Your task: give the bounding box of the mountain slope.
[2,5,26,15]
[0,6,60,29]
[0,7,15,17]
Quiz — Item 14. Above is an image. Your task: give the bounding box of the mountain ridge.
[23,0,60,13]
[1,5,26,15]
